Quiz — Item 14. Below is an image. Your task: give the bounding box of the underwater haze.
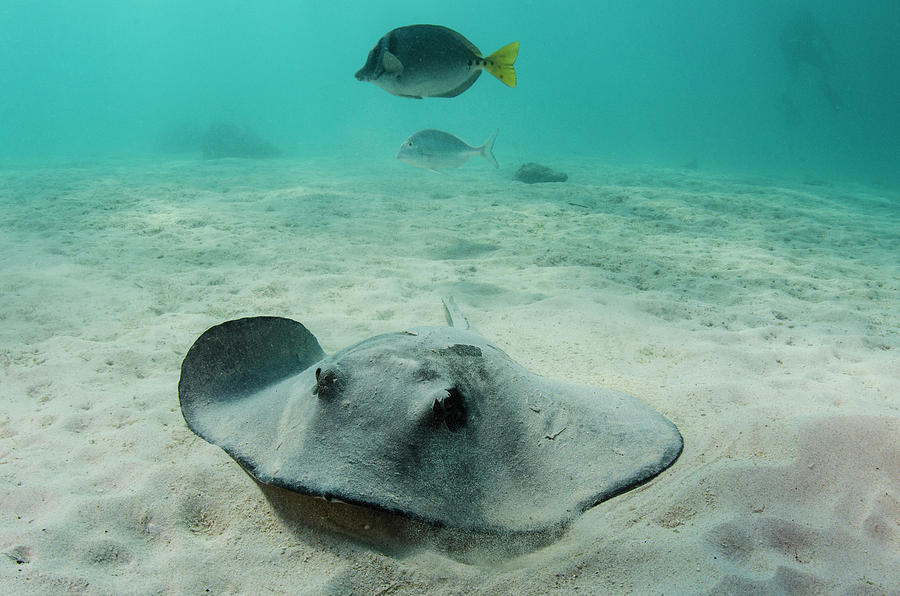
[1,0,899,186]
[2,1,900,594]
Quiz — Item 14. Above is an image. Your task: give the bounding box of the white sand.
[1,158,898,594]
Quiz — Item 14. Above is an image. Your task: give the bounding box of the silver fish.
[397,129,499,171]
[355,25,518,99]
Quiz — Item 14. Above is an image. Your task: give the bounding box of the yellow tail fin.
[484,41,518,87]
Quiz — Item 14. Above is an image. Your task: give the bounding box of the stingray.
[178,298,683,533]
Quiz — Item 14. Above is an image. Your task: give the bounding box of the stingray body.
[179,299,683,532]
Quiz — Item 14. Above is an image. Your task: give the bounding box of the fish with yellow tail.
[355,25,518,98]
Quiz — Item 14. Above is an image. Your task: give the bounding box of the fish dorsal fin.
[382,51,403,75]
[443,26,482,57]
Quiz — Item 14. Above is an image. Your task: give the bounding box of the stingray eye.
[431,388,467,432]
[314,367,338,400]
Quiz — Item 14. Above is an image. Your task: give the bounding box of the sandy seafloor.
[0,156,898,595]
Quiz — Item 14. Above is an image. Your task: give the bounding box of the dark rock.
[802,174,832,187]
[514,162,567,184]
[201,122,280,159]
[154,122,205,153]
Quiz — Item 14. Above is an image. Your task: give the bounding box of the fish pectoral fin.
[382,51,403,75]
[484,41,518,87]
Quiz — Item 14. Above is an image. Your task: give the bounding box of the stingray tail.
[479,129,499,169]
[484,41,518,87]
[441,296,471,330]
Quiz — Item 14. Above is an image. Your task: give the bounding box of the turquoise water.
[1,0,898,186]
[2,3,900,592]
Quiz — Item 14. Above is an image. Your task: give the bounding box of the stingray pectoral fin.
[484,41,518,87]
[178,317,325,420]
